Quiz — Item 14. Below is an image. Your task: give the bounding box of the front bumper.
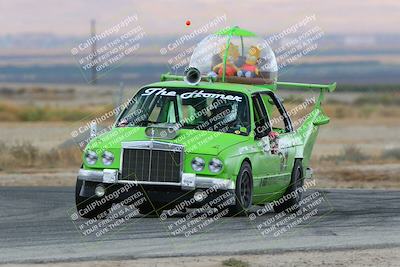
[77,168,235,191]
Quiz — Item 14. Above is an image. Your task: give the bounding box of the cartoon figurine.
[209,43,240,77]
[237,46,261,78]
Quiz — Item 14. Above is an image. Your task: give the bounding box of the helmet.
[210,99,238,124]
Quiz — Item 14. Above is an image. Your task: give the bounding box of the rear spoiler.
[276,81,336,107]
[276,82,336,92]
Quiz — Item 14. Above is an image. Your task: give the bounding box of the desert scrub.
[354,94,400,106]
[358,106,376,118]
[0,141,81,170]
[321,145,370,164]
[9,142,39,166]
[222,258,250,267]
[328,104,355,119]
[382,147,400,160]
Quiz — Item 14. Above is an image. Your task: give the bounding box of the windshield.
[117,87,250,135]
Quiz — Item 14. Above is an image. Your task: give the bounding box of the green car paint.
[82,77,335,205]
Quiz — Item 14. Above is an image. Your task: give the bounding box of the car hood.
[88,127,249,155]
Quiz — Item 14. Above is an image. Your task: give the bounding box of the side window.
[252,94,271,138]
[261,93,292,133]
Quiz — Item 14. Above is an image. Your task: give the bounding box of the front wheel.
[225,161,253,216]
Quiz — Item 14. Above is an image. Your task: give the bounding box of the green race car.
[75,27,335,219]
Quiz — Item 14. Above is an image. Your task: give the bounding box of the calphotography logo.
[248,180,334,238]
[159,184,235,237]
[260,14,324,73]
[71,14,146,83]
[161,14,228,73]
[70,183,150,239]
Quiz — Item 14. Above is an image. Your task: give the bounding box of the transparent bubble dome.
[189,27,278,84]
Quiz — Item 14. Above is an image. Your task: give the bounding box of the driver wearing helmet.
[207,99,238,132]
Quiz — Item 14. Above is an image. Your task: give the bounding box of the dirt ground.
[1,247,399,267]
[0,122,79,151]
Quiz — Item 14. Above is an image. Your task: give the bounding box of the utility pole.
[90,19,97,85]
[115,82,125,119]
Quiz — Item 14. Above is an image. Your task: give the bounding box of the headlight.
[209,158,223,173]
[85,150,98,165]
[95,185,105,197]
[102,151,114,166]
[191,157,205,171]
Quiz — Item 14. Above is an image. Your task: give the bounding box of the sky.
[0,0,399,36]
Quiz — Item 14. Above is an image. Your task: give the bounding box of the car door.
[259,92,296,188]
[251,93,284,201]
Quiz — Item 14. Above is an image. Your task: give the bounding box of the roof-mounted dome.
[189,26,278,84]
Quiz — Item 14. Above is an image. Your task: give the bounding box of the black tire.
[75,179,112,219]
[273,159,304,213]
[226,161,253,216]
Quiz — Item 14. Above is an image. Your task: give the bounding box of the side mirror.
[313,114,330,126]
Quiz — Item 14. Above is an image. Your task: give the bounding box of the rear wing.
[277,82,336,92]
[276,81,336,107]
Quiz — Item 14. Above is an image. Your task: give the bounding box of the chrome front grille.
[120,141,183,183]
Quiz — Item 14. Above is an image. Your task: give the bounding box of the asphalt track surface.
[0,187,399,263]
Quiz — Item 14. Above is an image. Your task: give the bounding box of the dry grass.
[222,258,250,267]
[315,144,400,188]
[322,93,400,119]
[320,145,370,163]
[323,103,400,119]
[353,93,400,106]
[0,141,81,171]
[315,164,400,189]
[0,101,112,122]
[319,145,400,164]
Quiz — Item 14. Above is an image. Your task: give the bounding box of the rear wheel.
[273,159,304,213]
[75,179,112,219]
[225,161,253,216]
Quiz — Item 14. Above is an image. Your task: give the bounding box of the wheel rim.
[239,171,251,208]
